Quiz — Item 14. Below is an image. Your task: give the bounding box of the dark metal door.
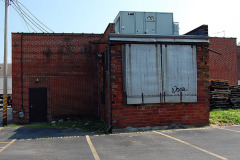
[29,88,47,122]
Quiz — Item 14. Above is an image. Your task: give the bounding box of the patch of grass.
[6,123,22,127]
[210,109,240,125]
[28,116,108,134]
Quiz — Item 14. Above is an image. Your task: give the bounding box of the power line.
[11,1,31,32]
[11,1,46,32]
[16,0,54,33]
[6,0,54,33]
[11,2,37,32]
[13,1,30,32]
[12,1,48,33]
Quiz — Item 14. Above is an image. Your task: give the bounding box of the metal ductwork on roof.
[114,11,179,35]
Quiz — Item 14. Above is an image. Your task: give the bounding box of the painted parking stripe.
[153,131,228,160]
[0,139,16,153]
[214,127,240,133]
[86,135,100,160]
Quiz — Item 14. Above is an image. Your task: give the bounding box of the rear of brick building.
[237,46,240,84]
[12,11,212,130]
[98,25,210,129]
[96,12,210,130]
[12,33,101,123]
[209,37,238,85]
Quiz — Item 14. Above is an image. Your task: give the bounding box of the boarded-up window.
[162,45,197,103]
[123,44,162,104]
[123,44,197,104]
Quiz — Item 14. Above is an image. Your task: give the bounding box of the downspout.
[89,40,112,132]
[107,43,112,133]
[21,34,23,110]
[19,33,24,119]
[96,44,100,118]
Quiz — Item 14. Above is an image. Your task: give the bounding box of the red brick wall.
[12,33,102,123]
[107,45,209,129]
[237,46,240,80]
[209,38,238,85]
[98,24,115,123]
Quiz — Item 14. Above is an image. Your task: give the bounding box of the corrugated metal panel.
[125,44,162,104]
[124,44,197,104]
[162,45,197,103]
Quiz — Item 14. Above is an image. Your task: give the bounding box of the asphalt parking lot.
[0,126,240,160]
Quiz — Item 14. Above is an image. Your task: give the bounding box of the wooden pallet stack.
[209,79,231,109]
[230,85,240,108]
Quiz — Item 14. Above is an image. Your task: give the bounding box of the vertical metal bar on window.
[156,44,160,102]
[160,93,162,103]
[164,92,166,103]
[129,44,132,95]
[160,44,163,103]
[142,93,144,104]
[180,92,182,103]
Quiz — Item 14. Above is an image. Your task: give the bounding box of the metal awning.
[109,33,209,44]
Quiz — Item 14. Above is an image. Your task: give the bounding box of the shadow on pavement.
[0,109,98,140]
[0,126,93,140]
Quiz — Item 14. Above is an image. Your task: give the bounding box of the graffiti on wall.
[172,86,188,93]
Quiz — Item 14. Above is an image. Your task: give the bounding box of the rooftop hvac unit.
[114,11,179,35]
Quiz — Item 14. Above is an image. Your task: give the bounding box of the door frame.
[29,88,48,123]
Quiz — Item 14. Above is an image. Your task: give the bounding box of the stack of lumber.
[209,79,231,108]
[230,85,240,108]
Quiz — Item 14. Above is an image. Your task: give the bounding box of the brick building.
[98,23,210,129]
[12,33,101,123]
[209,37,238,85]
[237,46,240,85]
[185,25,238,86]
[12,11,211,130]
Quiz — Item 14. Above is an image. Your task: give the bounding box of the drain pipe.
[15,33,25,119]
[89,40,112,132]
[20,33,24,118]
[107,44,112,133]
[21,34,23,110]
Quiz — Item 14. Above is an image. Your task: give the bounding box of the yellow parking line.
[86,135,100,160]
[0,139,16,153]
[153,131,228,160]
[214,127,240,133]
[0,142,9,143]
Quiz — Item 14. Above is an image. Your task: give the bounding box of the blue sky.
[0,0,239,63]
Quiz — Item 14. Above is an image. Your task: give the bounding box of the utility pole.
[3,0,9,126]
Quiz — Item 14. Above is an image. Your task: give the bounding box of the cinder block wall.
[12,33,102,123]
[209,37,238,85]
